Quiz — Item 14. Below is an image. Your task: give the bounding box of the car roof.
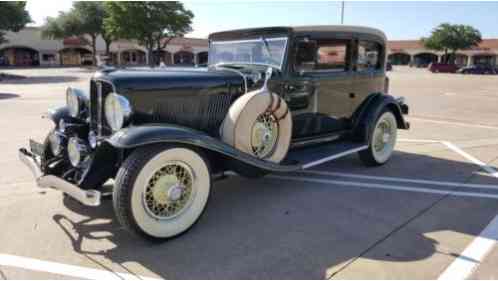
[208,25,387,43]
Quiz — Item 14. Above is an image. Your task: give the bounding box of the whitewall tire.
[359,110,398,166]
[113,145,211,240]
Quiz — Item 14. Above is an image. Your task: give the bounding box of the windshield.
[208,37,288,69]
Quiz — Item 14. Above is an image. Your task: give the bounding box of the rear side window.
[357,40,382,71]
[316,41,349,72]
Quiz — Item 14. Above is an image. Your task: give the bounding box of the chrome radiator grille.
[90,80,114,136]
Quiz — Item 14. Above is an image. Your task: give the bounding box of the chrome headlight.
[67,137,89,167]
[66,87,87,118]
[104,93,132,131]
[48,131,64,156]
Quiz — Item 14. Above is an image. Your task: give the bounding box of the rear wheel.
[359,110,398,166]
[113,145,211,240]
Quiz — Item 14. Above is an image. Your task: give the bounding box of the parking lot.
[0,66,498,279]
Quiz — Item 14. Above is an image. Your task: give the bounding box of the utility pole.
[341,1,345,24]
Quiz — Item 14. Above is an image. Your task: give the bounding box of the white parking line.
[302,145,368,169]
[0,254,161,280]
[400,138,498,178]
[442,141,498,178]
[438,215,498,280]
[410,117,498,130]
[399,138,442,143]
[269,175,498,200]
[302,170,498,190]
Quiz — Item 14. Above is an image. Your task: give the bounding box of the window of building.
[42,54,55,61]
[357,41,382,71]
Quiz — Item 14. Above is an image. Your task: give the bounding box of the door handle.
[349,93,356,98]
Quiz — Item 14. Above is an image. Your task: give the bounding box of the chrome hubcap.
[144,162,194,219]
[251,112,279,158]
[374,119,393,152]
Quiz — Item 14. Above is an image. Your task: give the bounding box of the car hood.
[93,67,244,94]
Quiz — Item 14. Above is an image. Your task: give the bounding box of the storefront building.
[0,27,209,67]
[3,27,497,68]
[387,39,498,67]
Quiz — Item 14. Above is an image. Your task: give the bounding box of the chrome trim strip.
[18,149,101,206]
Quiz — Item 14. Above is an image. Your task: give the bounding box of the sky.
[26,1,498,40]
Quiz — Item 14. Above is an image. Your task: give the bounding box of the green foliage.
[0,1,31,44]
[42,2,112,63]
[104,1,193,66]
[422,23,482,63]
[42,12,84,41]
[42,2,106,40]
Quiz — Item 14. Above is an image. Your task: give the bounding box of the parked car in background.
[457,64,497,75]
[428,63,459,73]
[0,55,9,66]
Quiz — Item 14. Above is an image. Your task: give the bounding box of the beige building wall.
[0,27,209,67]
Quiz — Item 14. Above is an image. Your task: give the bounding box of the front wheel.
[358,110,398,166]
[113,145,211,240]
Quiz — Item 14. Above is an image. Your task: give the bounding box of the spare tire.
[221,88,292,163]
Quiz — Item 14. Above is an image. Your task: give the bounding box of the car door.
[288,38,354,139]
[351,39,386,111]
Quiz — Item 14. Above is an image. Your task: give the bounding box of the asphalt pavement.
[0,66,497,279]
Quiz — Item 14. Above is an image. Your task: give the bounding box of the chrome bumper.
[18,149,101,206]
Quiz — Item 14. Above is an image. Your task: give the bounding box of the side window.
[294,39,350,73]
[357,40,382,71]
[316,41,349,72]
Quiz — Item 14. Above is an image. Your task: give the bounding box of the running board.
[222,141,369,177]
[286,141,369,169]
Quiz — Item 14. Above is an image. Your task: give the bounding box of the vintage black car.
[20,26,409,240]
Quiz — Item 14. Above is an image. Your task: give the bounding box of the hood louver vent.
[153,93,234,136]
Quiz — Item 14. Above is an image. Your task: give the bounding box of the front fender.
[105,124,299,173]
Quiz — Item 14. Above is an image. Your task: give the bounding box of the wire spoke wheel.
[143,162,195,220]
[113,146,211,240]
[251,112,279,159]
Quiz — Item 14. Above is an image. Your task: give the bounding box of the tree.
[422,23,482,64]
[104,2,193,67]
[42,2,112,65]
[0,1,31,44]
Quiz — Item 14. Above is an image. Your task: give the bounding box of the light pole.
[341,1,345,24]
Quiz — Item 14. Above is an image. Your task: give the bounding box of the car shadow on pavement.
[53,150,498,279]
[0,93,20,100]
[0,76,80,84]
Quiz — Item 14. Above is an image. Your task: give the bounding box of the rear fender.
[352,93,409,142]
